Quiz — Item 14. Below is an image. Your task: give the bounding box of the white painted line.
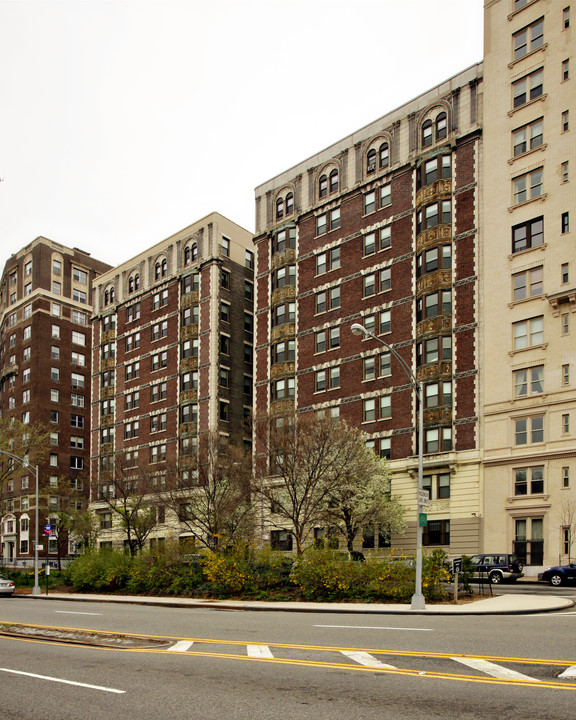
[314,624,433,632]
[168,641,194,653]
[340,651,396,669]
[559,664,576,679]
[451,657,539,682]
[55,611,103,616]
[0,667,125,694]
[247,645,274,658]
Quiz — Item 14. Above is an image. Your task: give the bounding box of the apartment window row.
[272,264,296,289]
[416,201,451,233]
[315,366,340,392]
[363,352,392,381]
[153,290,169,310]
[316,247,341,275]
[271,377,295,401]
[425,381,452,408]
[315,286,340,314]
[315,326,340,353]
[151,381,168,401]
[101,398,115,416]
[125,391,139,410]
[271,339,296,365]
[272,228,296,257]
[150,413,167,433]
[364,183,391,215]
[152,320,168,339]
[363,395,391,422]
[416,155,451,190]
[319,169,339,196]
[416,291,452,321]
[363,226,391,256]
[276,191,294,219]
[365,436,391,460]
[367,143,389,174]
[182,273,199,294]
[422,112,447,148]
[417,245,451,277]
[125,332,140,352]
[423,472,450,500]
[362,309,392,336]
[182,306,199,327]
[363,268,391,297]
[316,208,341,236]
[272,301,295,327]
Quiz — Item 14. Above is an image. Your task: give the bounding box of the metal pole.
[32,465,40,595]
[411,380,425,610]
[350,323,426,610]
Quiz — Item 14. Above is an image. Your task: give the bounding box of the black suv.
[469,553,524,584]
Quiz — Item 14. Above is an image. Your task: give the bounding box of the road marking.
[169,641,194,652]
[0,667,125,694]
[55,611,103,616]
[314,625,433,632]
[340,651,396,668]
[451,657,539,682]
[559,665,576,679]
[247,645,274,658]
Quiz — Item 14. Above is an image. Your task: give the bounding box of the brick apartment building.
[0,238,112,565]
[90,213,254,549]
[253,65,484,556]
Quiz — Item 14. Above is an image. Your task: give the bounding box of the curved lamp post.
[350,323,425,610]
[0,449,41,595]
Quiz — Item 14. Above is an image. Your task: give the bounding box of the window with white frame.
[514,466,544,495]
[513,316,543,349]
[512,69,543,109]
[514,415,544,445]
[513,18,544,61]
[512,267,543,300]
[514,366,543,396]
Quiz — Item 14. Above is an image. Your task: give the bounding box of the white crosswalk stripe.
[451,657,539,681]
[247,645,274,658]
[340,651,396,669]
[169,641,194,652]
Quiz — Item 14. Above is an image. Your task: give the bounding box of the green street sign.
[418,513,428,527]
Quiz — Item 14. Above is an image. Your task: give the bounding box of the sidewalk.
[26,590,574,615]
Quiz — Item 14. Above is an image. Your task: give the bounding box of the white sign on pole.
[418,489,430,507]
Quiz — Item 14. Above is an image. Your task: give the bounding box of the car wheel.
[549,573,564,587]
[489,572,503,584]
[517,562,524,572]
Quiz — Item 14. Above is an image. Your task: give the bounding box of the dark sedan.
[539,561,576,586]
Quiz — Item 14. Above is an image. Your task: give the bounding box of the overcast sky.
[0,0,484,272]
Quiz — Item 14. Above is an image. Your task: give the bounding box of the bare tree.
[254,414,398,555]
[97,459,158,555]
[158,434,254,552]
[48,473,90,569]
[558,499,576,563]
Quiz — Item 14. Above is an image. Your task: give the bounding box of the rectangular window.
[72,310,87,325]
[514,467,544,495]
[364,191,376,215]
[379,267,391,291]
[562,212,570,234]
[513,168,543,204]
[221,236,230,256]
[563,109,570,132]
[245,249,254,269]
[71,352,85,366]
[423,520,450,546]
[363,232,376,256]
[513,316,543,349]
[513,18,544,60]
[514,415,544,445]
[316,214,327,236]
[513,118,543,156]
[563,414,570,434]
[379,395,391,419]
[512,266,543,300]
[512,69,543,109]
[563,58,570,81]
[563,467,570,488]
[363,398,376,422]
[72,289,87,304]
[562,161,569,182]
[363,273,376,297]
[562,313,570,334]
[72,331,86,346]
[329,208,340,230]
[315,370,326,392]
[363,357,376,380]
[329,366,340,389]
[562,263,569,284]
[514,366,543,396]
[380,183,391,207]
[563,364,570,385]
[379,225,391,250]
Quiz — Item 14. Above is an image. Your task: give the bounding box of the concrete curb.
[24,592,575,615]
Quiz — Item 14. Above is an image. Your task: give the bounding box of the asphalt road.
[1,597,576,720]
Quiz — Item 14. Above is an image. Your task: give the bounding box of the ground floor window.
[423,519,450,546]
[271,530,293,551]
[514,517,543,564]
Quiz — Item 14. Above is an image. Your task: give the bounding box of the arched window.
[129,276,134,293]
[161,259,167,277]
[134,274,140,291]
[110,286,115,303]
[436,112,447,140]
[285,193,294,214]
[184,246,191,266]
[422,120,433,147]
[367,149,377,173]
[155,262,161,280]
[104,290,109,305]
[329,169,339,193]
[379,142,389,168]
[276,197,284,219]
[191,244,198,262]
[319,175,328,197]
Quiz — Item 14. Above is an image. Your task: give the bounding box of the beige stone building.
[481,0,575,571]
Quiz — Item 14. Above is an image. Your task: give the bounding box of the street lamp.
[0,449,41,595]
[350,322,425,610]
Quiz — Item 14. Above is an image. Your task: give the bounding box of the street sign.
[36,544,44,551]
[44,524,52,533]
[452,557,463,574]
[418,513,427,527]
[49,534,57,540]
[418,489,429,507]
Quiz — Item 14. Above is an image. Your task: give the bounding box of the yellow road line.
[1,634,574,692]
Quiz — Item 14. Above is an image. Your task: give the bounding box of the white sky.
[0,0,484,272]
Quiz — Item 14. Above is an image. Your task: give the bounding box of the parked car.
[0,574,15,597]
[468,553,524,584]
[538,561,576,586]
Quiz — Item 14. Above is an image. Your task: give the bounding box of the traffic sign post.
[452,557,463,603]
